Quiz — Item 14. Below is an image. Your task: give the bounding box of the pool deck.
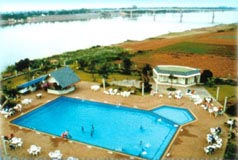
[0,81,233,159]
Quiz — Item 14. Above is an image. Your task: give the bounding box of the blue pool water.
[11,96,194,159]
[152,106,195,125]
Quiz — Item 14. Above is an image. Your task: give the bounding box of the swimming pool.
[152,106,195,125]
[11,96,194,159]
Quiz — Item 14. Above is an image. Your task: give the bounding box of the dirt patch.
[118,24,237,78]
[132,53,236,78]
[50,137,64,147]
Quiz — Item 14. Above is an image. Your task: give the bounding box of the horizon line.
[1,6,237,13]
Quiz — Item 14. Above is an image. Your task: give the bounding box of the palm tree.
[168,74,177,90]
[141,64,152,92]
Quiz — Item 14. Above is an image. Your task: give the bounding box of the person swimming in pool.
[61,130,69,139]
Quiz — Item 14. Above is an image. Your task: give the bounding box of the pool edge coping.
[151,103,198,159]
[8,96,145,159]
[8,96,198,160]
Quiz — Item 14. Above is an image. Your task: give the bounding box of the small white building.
[153,65,200,91]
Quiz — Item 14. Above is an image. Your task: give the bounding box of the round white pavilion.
[153,65,201,90]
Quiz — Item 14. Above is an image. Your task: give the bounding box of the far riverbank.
[0,10,237,73]
[0,12,120,26]
[1,7,236,27]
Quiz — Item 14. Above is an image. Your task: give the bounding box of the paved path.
[151,83,214,99]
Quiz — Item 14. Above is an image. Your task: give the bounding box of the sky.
[0,0,238,12]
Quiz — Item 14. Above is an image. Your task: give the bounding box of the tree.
[200,70,213,84]
[2,80,18,98]
[15,58,30,72]
[41,60,51,73]
[122,57,132,74]
[87,59,98,82]
[4,65,16,75]
[142,64,152,76]
[98,63,113,79]
[30,59,42,69]
[168,74,177,90]
[77,58,87,70]
[141,64,152,93]
[224,142,238,159]
[226,101,238,116]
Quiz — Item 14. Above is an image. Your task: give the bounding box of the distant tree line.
[1,7,236,20]
[1,9,91,20]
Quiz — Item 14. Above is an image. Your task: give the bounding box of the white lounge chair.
[91,85,100,91]
[67,157,79,160]
[194,98,203,105]
[21,98,32,105]
[214,142,222,149]
[49,150,62,160]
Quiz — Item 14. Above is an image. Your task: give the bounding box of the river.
[0,10,237,72]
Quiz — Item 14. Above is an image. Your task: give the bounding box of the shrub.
[228,132,236,140]
[5,101,17,108]
[213,78,237,86]
[225,79,237,86]
[0,95,7,104]
[144,82,152,93]
[200,70,213,84]
[226,102,238,116]
[206,77,216,87]
[214,77,225,85]
[167,87,176,91]
[224,141,238,159]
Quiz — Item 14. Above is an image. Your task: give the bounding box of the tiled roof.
[50,67,80,88]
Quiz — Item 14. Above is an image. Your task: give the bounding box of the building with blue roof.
[46,67,80,95]
[17,75,47,94]
[17,67,80,95]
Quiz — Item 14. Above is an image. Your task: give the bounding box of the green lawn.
[156,42,235,57]
[205,85,237,104]
[214,35,238,39]
[74,69,140,84]
[3,68,236,103]
[2,68,140,88]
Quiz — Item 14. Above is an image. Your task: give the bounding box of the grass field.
[205,85,238,104]
[4,69,236,102]
[214,35,238,39]
[156,42,235,57]
[74,69,140,83]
